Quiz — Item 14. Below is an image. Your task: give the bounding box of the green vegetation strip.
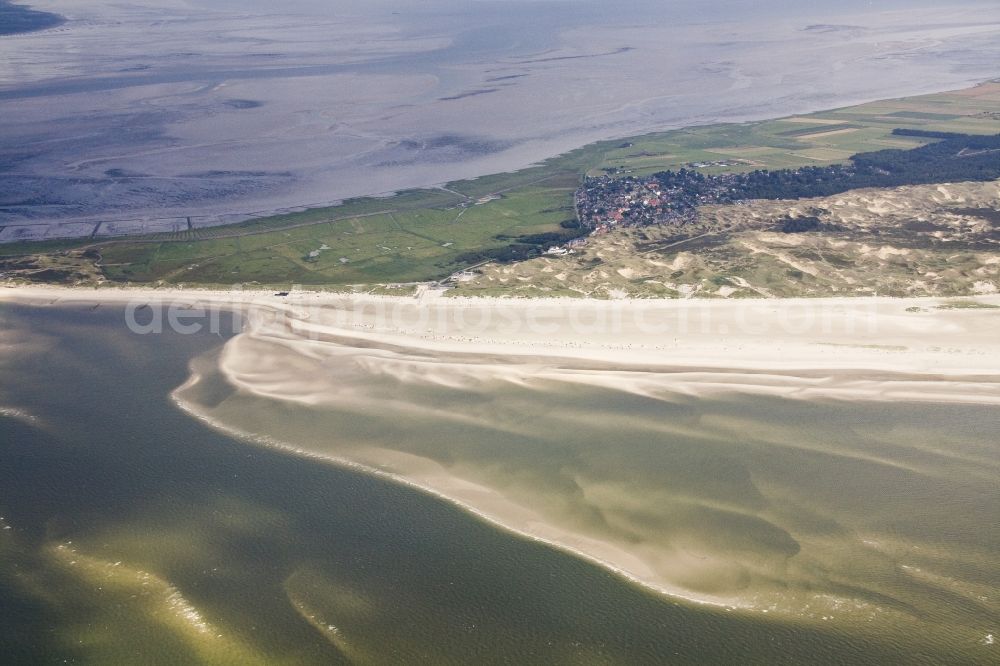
[4,81,1000,287]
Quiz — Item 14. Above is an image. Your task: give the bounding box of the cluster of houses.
[574,161,782,235]
[575,175,703,233]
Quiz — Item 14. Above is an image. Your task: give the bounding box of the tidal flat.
[4,0,1000,235]
[0,292,997,663]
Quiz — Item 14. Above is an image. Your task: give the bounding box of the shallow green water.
[0,303,996,664]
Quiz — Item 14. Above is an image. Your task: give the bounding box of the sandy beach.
[5,285,1000,404]
[5,285,1000,612]
[4,1,1000,658]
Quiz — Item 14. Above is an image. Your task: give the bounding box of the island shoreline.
[4,284,1000,613]
[1,75,998,241]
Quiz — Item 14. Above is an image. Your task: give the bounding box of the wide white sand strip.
[7,285,1000,611]
[5,286,1000,405]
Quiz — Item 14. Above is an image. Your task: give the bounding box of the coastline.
[2,74,998,241]
[5,284,1000,611]
[169,388,749,611]
[5,285,1000,390]
[3,7,999,654]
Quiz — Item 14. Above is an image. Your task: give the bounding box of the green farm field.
[4,81,1000,289]
[96,184,578,287]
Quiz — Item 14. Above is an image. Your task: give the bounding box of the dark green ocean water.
[0,303,996,664]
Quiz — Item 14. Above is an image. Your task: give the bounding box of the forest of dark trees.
[464,131,1000,268]
[449,222,588,265]
[650,132,1000,204]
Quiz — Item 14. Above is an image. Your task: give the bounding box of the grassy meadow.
[3,81,1000,289]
